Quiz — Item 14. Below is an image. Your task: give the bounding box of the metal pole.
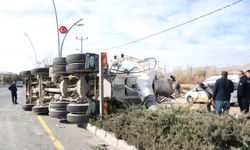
[76,36,88,53]
[28,55,36,67]
[52,0,61,57]
[60,18,83,56]
[80,37,83,53]
[99,53,104,122]
[23,32,38,67]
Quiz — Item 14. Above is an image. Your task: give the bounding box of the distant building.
[0,72,17,84]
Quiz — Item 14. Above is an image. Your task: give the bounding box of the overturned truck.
[20,53,174,123]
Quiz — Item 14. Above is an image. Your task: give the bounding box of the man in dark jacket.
[213,71,234,116]
[244,70,250,113]
[8,81,18,104]
[237,70,248,113]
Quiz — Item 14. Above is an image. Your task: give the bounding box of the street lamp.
[51,1,85,57]
[60,18,84,56]
[23,32,38,67]
[28,54,36,67]
[51,0,61,57]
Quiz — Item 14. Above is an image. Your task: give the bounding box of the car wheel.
[187,96,194,103]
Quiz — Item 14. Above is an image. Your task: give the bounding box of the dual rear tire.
[66,103,90,124]
[49,101,70,119]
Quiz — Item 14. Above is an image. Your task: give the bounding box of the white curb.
[96,128,106,139]
[86,123,137,150]
[117,139,137,150]
[105,132,118,147]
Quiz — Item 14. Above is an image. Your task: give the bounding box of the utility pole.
[99,52,104,122]
[76,36,88,53]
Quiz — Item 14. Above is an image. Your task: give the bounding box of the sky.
[0,0,249,74]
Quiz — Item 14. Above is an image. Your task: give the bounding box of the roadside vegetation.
[172,64,250,84]
[92,106,250,150]
[3,74,24,84]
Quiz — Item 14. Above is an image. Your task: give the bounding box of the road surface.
[0,85,116,150]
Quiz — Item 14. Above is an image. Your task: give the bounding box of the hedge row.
[93,107,250,150]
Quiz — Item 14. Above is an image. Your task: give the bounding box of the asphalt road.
[0,86,116,150]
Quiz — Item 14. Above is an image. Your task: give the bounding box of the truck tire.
[20,70,31,76]
[22,104,34,111]
[32,106,49,115]
[31,67,49,75]
[66,63,90,73]
[67,113,89,123]
[52,65,66,74]
[66,53,86,64]
[49,101,69,110]
[49,110,68,119]
[53,57,66,65]
[67,103,89,113]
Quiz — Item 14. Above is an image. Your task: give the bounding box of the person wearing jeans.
[215,100,230,115]
[213,71,234,116]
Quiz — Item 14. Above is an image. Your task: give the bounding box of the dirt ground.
[161,96,242,116]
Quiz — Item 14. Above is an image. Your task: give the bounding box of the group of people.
[201,70,250,116]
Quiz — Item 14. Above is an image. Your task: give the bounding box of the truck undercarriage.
[21,53,174,123]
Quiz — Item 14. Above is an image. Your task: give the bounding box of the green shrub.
[95,107,250,150]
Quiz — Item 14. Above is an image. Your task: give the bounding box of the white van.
[16,80,24,87]
[203,75,238,104]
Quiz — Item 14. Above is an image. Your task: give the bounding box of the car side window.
[196,87,204,91]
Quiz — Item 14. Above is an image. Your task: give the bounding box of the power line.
[105,0,243,50]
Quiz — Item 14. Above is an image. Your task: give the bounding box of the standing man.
[175,82,181,98]
[237,70,248,114]
[206,83,215,112]
[213,71,234,116]
[244,70,250,114]
[8,81,18,104]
